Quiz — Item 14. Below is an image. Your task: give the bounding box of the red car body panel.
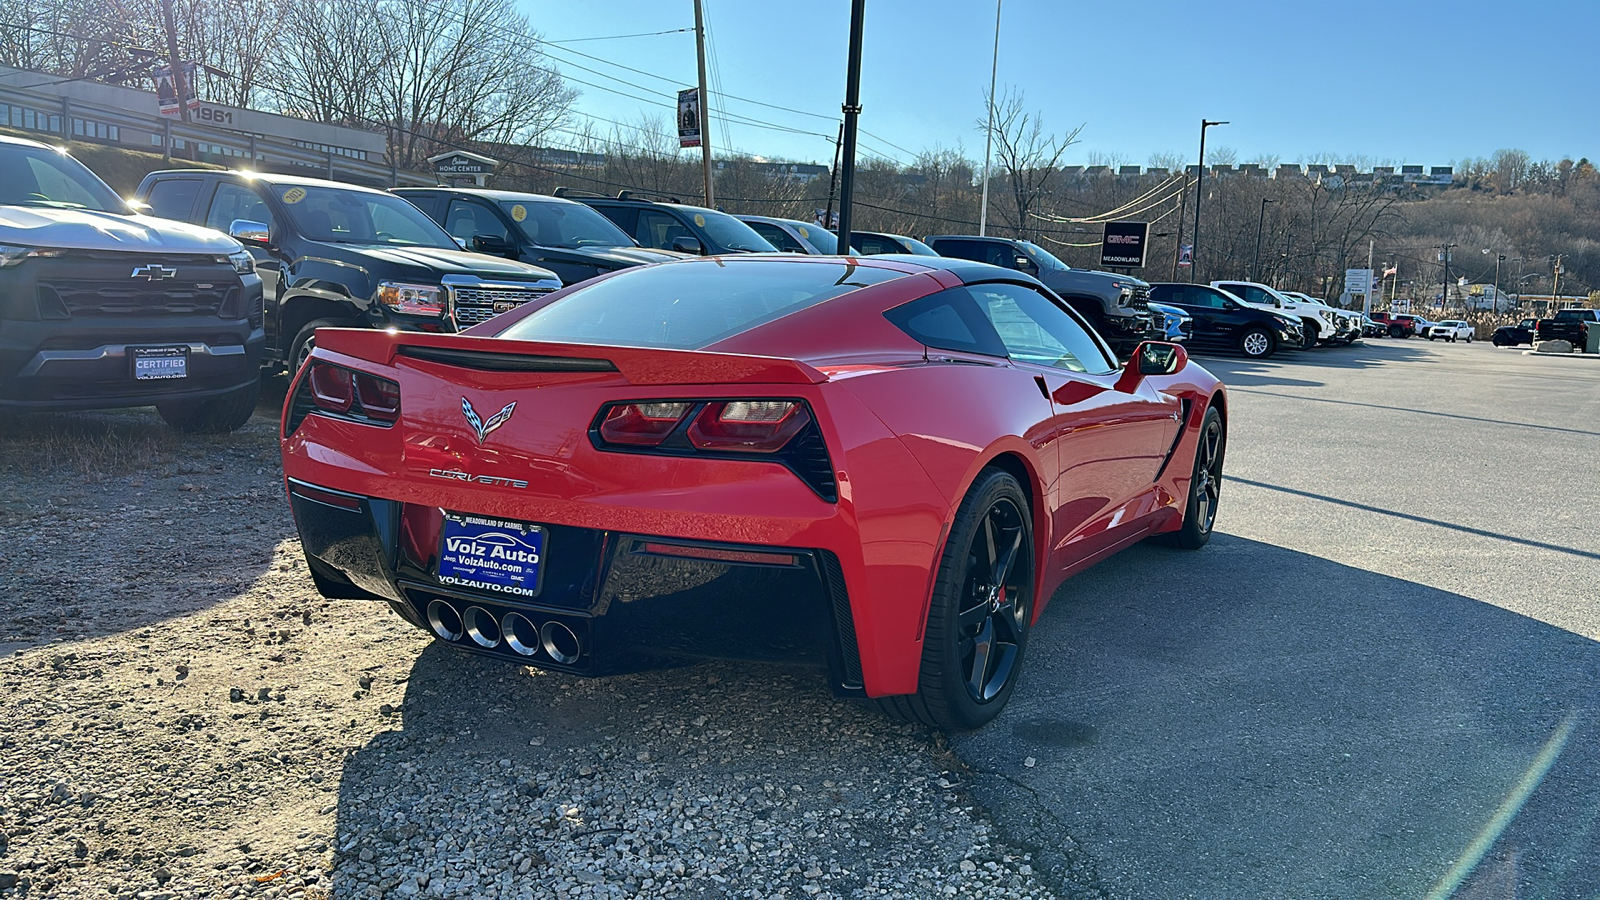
[280,256,1224,698]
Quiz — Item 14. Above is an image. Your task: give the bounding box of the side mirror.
[671,234,704,254]
[1013,255,1038,273]
[229,218,270,246]
[472,233,515,257]
[1115,341,1187,393]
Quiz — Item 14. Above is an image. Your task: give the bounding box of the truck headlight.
[222,249,254,274]
[376,281,446,317]
[1318,309,1334,322]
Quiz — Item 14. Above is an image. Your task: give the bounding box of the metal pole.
[834,0,866,245]
[824,121,842,233]
[1364,239,1374,314]
[1252,198,1272,282]
[159,0,190,124]
[978,0,1001,236]
[1170,173,1188,280]
[1192,119,1227,283]
[1494,254,1503,311]
[693,0,715,206]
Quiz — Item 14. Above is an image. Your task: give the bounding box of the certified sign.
[1100,221,1149,268]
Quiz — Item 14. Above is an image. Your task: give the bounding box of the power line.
[544,27,692,45]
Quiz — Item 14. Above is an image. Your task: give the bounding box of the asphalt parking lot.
[1,337,1596,899]
[957,338,1600,899]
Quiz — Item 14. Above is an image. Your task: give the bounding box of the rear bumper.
[0,316,265,409]
[286,479,867,694]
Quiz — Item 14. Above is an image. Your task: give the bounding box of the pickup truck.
[1369,312,1422,338]
[1491,318,1537,347]
[1533,308,1600,348]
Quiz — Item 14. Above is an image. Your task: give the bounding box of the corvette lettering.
[428,468,529,489]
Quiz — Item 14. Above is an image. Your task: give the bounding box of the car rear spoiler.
[311,328,828,386]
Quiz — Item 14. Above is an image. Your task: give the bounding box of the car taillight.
[354,372,400,422]
[309,362,353,412]
[597,401,692,446]
[688,400,810,452]
[294,361,401,428]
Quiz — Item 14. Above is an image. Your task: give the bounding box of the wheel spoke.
[990,525,1024,592]
[957,600,991,629]
[965,619,995,700]
[982,512,998,578]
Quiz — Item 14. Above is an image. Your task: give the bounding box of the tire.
[1165,405,1226,550]
[1493,335,1507,347]
[877,468,1034,731]
[1300,319,1319,350]
[156,379,261,434]
[290,317,356,377]
[1466,334,1473,343]
[1239,326,1276,359]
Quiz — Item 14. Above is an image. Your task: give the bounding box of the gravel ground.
[0,403,1090,899]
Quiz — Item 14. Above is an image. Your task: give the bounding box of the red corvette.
[281,254,1226,729]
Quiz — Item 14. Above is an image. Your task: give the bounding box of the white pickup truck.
[0,134,265,431]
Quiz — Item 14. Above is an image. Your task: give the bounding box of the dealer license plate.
[437,513,544,598]
[131,345,189,380]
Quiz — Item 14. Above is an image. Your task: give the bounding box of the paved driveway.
[955,340,1600,900]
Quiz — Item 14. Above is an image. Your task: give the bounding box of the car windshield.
[692,208,777,252]
[503,199,634,249]
[495,259,898,349]
[0,142,128,212]
[273,183,457,248]
[1018,241,1070,270]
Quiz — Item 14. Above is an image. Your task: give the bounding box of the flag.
[1382,266,1397,277]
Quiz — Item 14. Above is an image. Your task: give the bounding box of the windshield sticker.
[282,187,307,204]
[510,204,527,222]
[693,214,706,227]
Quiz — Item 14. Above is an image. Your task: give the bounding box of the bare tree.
[978,88,1082,239]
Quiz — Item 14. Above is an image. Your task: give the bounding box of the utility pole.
[823,122,843,231]
[1251,197,1273,282]
[1551,254,1565,311]
[1493,253,1504,311]
[1170,173,1189,280]
[159,0,190,124]
[1191,119,1227,282]
[1364,239,1374,315]
[692,0,714,207]
[1439,243,1457,312]
[834,0,866,247]
[978,0,1001,236]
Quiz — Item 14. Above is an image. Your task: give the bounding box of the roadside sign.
[677,88,702,148]
[1345,268,1373,295]
[1101,221,1148,268]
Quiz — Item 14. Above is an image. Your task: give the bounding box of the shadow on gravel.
[326,642,1078,898]
[0,395,289,652]
[953,534,1600,900]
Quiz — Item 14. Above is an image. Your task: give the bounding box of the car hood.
[563,245,691,267]
[335,244,558,282]
[0,205,242,254]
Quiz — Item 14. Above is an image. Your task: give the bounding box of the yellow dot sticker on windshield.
[693,214,706,227]
[510,204,527,222]
[798,225,809,239]
[282,187,306,204]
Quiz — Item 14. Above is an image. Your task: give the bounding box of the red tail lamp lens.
[598,401,691,446]
[308,362,353,412]
[688,400,809,452]
[354,372,401,422]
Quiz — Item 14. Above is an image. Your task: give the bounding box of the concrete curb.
[1521,350,1600,361]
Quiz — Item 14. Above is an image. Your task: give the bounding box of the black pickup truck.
[136,171,562,373]
[1533,308,1600,348]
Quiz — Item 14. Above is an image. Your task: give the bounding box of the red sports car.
[281,254,1226,729]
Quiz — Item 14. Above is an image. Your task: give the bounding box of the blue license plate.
[437,513,544,598]
[132,346,188,380]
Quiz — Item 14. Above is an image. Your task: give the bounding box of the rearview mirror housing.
[671,235,704,254]
[228,218,270,246]
[1137,341,1188,376]
[472,233,515,257]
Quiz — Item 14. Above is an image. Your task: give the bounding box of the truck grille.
[39,281,235,318]
[451,285,554,327]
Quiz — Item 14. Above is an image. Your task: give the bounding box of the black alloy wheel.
[290,317,353,377]
[1239,326,1275,359]
[878,468,1034,730]
[1168,406,1226,550]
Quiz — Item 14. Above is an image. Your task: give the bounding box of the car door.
[202,178,284,349]
[1152,285,1223,344]
[747,221,806,253]
[442,198,513,255]
[968,281,1183,564]
[634,209,698,253]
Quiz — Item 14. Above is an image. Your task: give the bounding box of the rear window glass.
[494,259,900,350]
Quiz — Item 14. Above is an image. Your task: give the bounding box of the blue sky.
[524,0,1595,170]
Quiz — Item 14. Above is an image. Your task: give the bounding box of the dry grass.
[0,407,276,482]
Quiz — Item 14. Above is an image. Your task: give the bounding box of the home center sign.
[1100,221,1148,268]
[427,151,497,187]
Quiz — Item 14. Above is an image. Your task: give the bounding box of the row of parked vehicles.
[0,134,1373,435]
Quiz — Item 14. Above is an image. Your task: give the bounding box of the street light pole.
[1252,197,1274,282]
[978,0,1001,237]
[1439,242,1457,312]
[833,0,866,246]
[692,0,715,206]
[1191,119,1228,283]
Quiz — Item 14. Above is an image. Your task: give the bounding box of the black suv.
[136,171,562,372]
[394,187,685,286]
[1146,283,1303,359]
[925,235,1159,354]
[848,231,939,257]
[1,135,264,432]
[562,190,777,255]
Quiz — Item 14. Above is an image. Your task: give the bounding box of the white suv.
[1427,320,1474,342]
[1211,280,1336,349]
[1281,291,1361,344]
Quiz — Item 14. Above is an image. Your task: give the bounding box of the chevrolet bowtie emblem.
[131,265,178,281]
[462,397,516,444]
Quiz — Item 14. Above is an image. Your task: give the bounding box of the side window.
[883,287,1007,358]
[749,222,804,253]
[205,182,274,234]
[635,209,691,250]
[590,204,636,236]
[1150,285,1184,306]
[968,282,1116,375]
[932,239,983,262]
[1193,288,1228,309]
[144,178,201,221]
[856,236,892,255]
[444,199,509,243]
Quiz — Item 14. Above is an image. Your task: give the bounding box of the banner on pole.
[1177,244,1193,268]
[677,88,702,148]
[154,63,199,117]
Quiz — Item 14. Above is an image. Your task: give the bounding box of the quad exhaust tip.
[426,599,463,641]
[501,612,541,657]
[425,598,583,665]
[541,621,581,665]
[463,606,501,649]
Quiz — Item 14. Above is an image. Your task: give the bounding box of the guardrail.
[0,83,434,188]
